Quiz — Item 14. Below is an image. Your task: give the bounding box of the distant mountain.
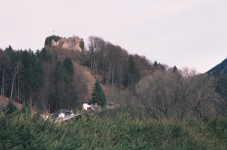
[207,58,227,75]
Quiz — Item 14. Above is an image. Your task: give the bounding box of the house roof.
[54,109,71,117]
[79,97,92,103]
[106,100,114,105]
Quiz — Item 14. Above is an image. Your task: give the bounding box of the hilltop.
[45,35,83,51]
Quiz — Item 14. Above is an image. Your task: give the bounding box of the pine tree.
[79,39,84,50]
[34,60,44,89]
[127,55,136,90]
[37,48,52,62]
[92,79,106,107]
[21,101,31,114]
[173,65,178,73]
[63,57,74,77]
[6,99,18,115]
[153,60,158,67]
[128,55,135,75]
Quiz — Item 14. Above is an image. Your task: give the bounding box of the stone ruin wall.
[52,36,82,51]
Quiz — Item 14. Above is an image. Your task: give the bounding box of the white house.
[79,97,115,111]
[79,97,95,110]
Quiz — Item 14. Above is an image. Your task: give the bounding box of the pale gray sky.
[1,0,227,73]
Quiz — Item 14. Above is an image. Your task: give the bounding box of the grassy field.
[1,110,227,150]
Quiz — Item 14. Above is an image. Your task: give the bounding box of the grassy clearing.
[1,111,227,149]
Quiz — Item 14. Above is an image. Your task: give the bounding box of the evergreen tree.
[6,99,18,115]
[63,57,74,77]
[127,55,137,90]
[52,60,63,110]
[53,60,62,91]
[92,79,106,107]
[158,63,165,71]
[37,48,52,62]
[5,45,13,55]
[68,88,78,109]
[21,101,31,114]
[173,65,178,73]
[34,60,44,89]
[103,76,106,84]
[0,106,5,114]
[153,60,158,67]
[128,55,135,75]
[79,39,84,50]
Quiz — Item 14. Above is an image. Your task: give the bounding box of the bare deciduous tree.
[135,68,217,120]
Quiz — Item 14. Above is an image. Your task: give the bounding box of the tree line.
[0,35,195,114]
[0,45,87,113]
[79,36,168,93]
[79,36,227,120]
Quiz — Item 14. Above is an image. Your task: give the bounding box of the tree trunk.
[18,66,19,103]
[49,96,51,113]
[108,64,110,85]
[112,67,114,99]
[96,59,98,78]
[30,89,32,108]
[120,72,123,94]
[128,74,130,90]
[118,67,121,94]
[1,63,5,97]
[10,63,19,99]
[10,75,15,99]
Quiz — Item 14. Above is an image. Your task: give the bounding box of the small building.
[79,97,95,110]
[54,109,73,118]
[106,100,114,109]
[43,109,79,123]
[78,97,115,111]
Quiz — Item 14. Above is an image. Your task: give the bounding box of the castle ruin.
[52,36,82,51]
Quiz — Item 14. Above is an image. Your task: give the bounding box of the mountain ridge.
[207,58,227,74]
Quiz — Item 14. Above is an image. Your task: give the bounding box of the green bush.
[45,35,61,47]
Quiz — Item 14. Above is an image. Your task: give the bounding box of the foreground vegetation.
[1,109,227,150]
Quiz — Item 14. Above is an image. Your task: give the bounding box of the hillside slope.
[207,58,227,74]
[73,62,118,100]
[0,96,22,110]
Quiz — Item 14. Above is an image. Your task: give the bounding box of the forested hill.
[0,35,169,113]
[207,58,227,75]
[1,35,227,123]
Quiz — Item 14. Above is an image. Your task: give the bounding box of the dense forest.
[0,45,82,112]
[0,35,166,113]
[1,35,227,120]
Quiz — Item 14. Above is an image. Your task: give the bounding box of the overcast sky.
[1,0,227,73]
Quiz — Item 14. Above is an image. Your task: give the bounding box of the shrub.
[5,99,18,115]
[0,111,227,149]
